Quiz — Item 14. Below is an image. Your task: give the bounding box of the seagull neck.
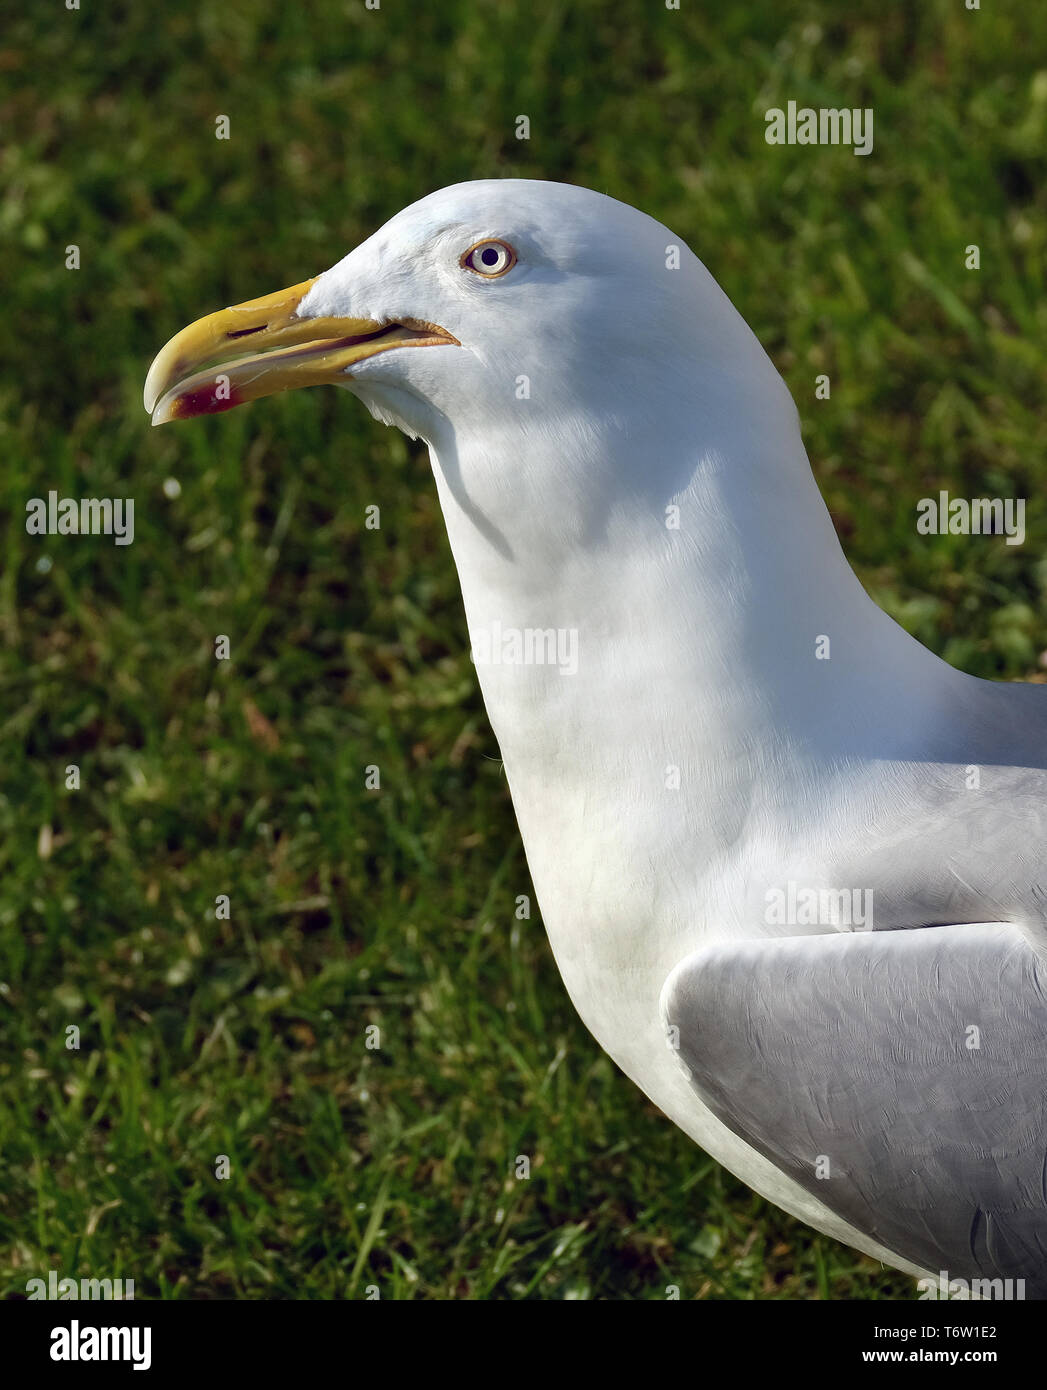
[429,419,944,775]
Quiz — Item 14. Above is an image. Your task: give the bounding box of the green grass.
[1,0,1045,1299]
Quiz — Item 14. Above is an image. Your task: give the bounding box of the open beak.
[144,277,458,425]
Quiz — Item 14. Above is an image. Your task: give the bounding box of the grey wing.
[661,922,1047,1294]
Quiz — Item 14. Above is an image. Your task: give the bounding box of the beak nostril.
[227,324,268,339]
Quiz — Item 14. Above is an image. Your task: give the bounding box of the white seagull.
[146,180,1047,1297]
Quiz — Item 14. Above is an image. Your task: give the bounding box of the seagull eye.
[461,239,517,278]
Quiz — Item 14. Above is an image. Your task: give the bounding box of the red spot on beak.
[173,386,243,419]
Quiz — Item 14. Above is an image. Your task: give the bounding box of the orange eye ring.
[461,238,517,278]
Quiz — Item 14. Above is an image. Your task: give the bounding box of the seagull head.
[145,179,790,465]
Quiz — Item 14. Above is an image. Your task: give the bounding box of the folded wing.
[661,922,1047,1292]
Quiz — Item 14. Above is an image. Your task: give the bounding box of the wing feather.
[661,922,1047,1293]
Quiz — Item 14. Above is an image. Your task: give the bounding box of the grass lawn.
[1,0,1045,1299]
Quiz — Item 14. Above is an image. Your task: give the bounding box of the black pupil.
[481,247,500,266]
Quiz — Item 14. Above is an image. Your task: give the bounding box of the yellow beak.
[144,276,457,425]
